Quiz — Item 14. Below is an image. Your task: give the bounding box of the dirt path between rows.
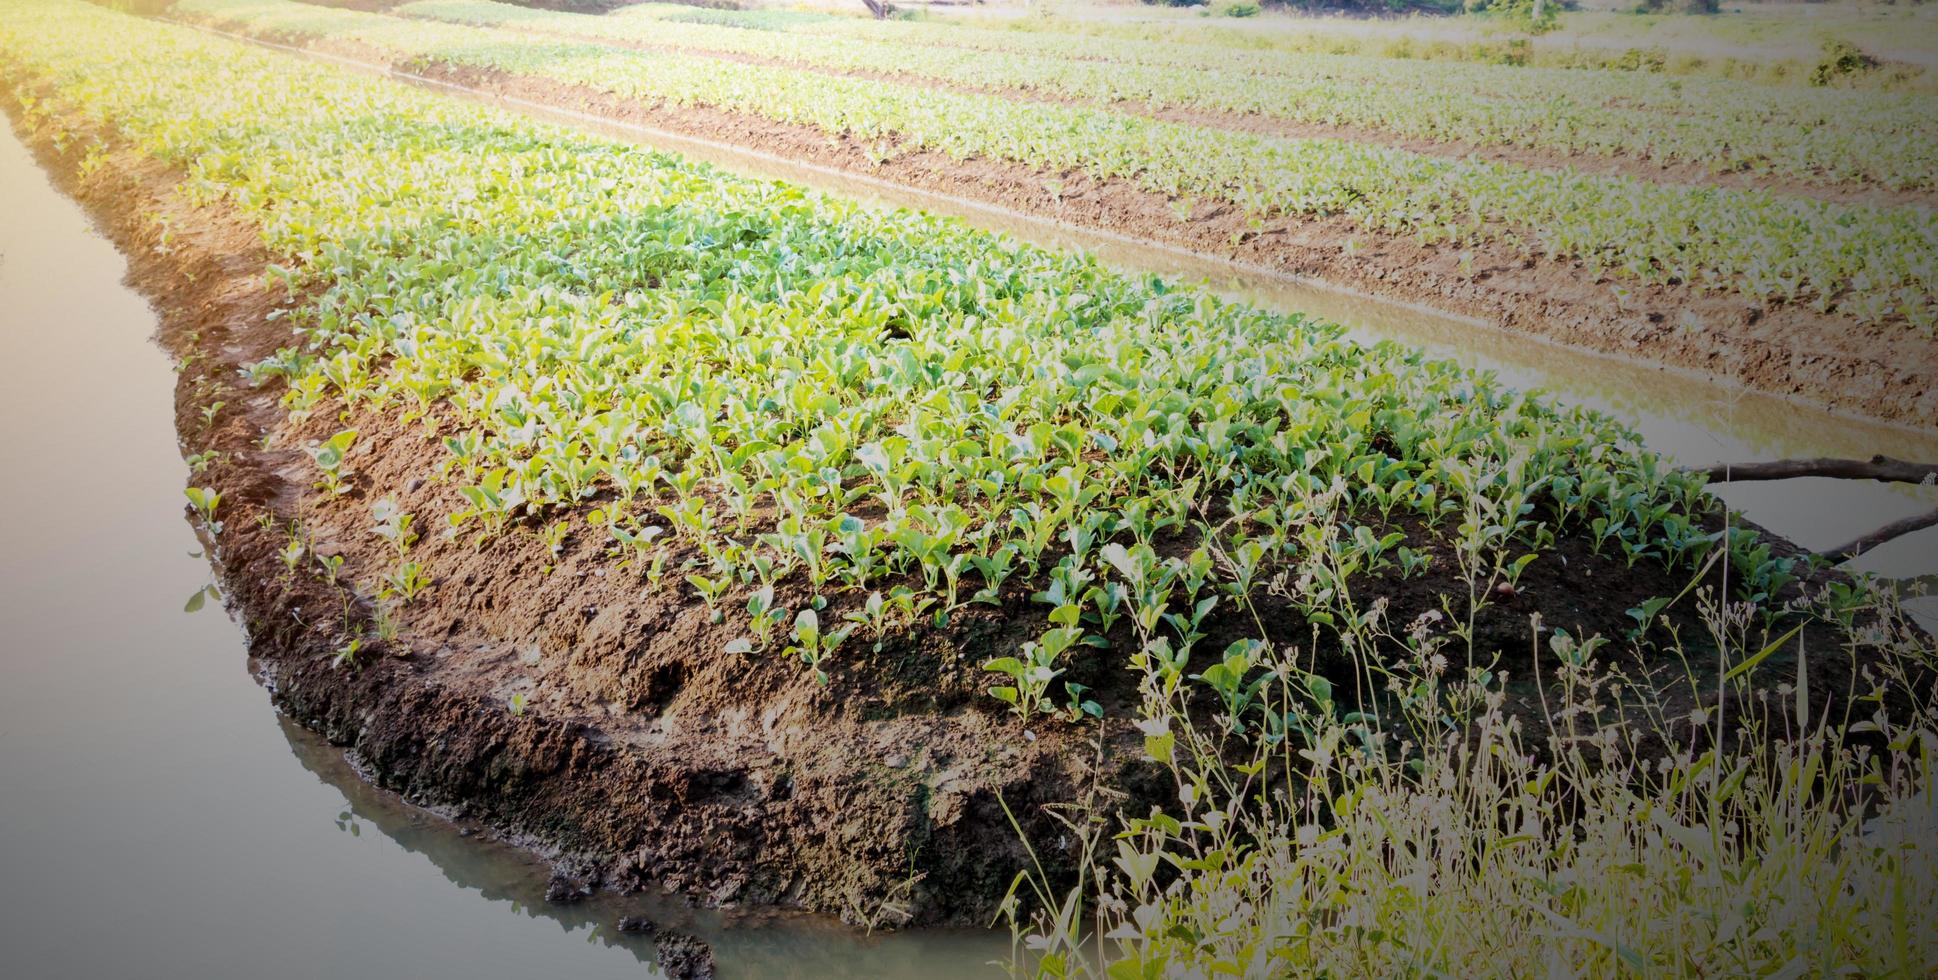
[399,10,1938,209]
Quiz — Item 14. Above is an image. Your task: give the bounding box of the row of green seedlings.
[184,467,433,668]
[282,419,1816,730]
[185,380,1845,770]
[14,0,1810,729]
[400,0,1932,188]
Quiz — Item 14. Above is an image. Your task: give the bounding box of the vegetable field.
[402,0,1938,191]
[145,0,1938,430]
[2,0,1934,976]
[177,0,1938,338]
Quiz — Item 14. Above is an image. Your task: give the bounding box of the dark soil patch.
[654,930,717,980]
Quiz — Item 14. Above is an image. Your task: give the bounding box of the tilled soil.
[1,25,1921,933]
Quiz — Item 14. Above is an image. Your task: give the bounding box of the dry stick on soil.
[1690,455,1938,562]
[1824,506,1938,563]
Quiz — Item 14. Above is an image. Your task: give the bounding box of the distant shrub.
[1474,38,1533,65]
[1611,46,1668,71]
[1811,39,1879,86]
[1224,1,1262,15]
[1464,0,1560,34]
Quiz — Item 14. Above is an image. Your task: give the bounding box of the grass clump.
[1001,583,1938,976]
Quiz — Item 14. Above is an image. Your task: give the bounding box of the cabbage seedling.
[745,584,787,650]
[370,498,416,557]
[686,573,730,623]
[386,561,433,604]
[984,626,1081,719]
[185,486,222,534]
[784,608,854,687]
[308,429,358,496]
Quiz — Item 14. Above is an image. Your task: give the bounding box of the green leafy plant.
[984,626,1083,719]
[184,485,222,534]
[307,429,358,496]
[370,497,416,556]
[385,561,433,603]
[783,608,854,686]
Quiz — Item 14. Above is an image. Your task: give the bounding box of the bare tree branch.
[1824,505,1938,563]
[1694,455,1938,485]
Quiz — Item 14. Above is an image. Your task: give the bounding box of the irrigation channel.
[1,33,1934,978]
[0,120,1000,978]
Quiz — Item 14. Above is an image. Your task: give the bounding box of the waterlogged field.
[3,0,1936,976]
[174,0,1938,342]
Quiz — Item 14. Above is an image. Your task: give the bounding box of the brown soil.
[490,19,1938,210]
[2,22,1924,933]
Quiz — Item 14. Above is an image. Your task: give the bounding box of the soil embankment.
[0,65,1109,929]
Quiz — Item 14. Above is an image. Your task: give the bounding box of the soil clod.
[543,874,591,906]
[652,931,715,980]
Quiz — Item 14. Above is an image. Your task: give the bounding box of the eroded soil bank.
[169,9,1938,431]
[1,41,1915,939]
[0,69,1116,930]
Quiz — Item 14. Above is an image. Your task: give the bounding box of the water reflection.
[273,713,1006,979]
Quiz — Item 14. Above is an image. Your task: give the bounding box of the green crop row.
[855,8,1935,91]
[180,0,1938,335]
[398,0,1938,191]
[796,12,1930,115]
[2,0,1751,702]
